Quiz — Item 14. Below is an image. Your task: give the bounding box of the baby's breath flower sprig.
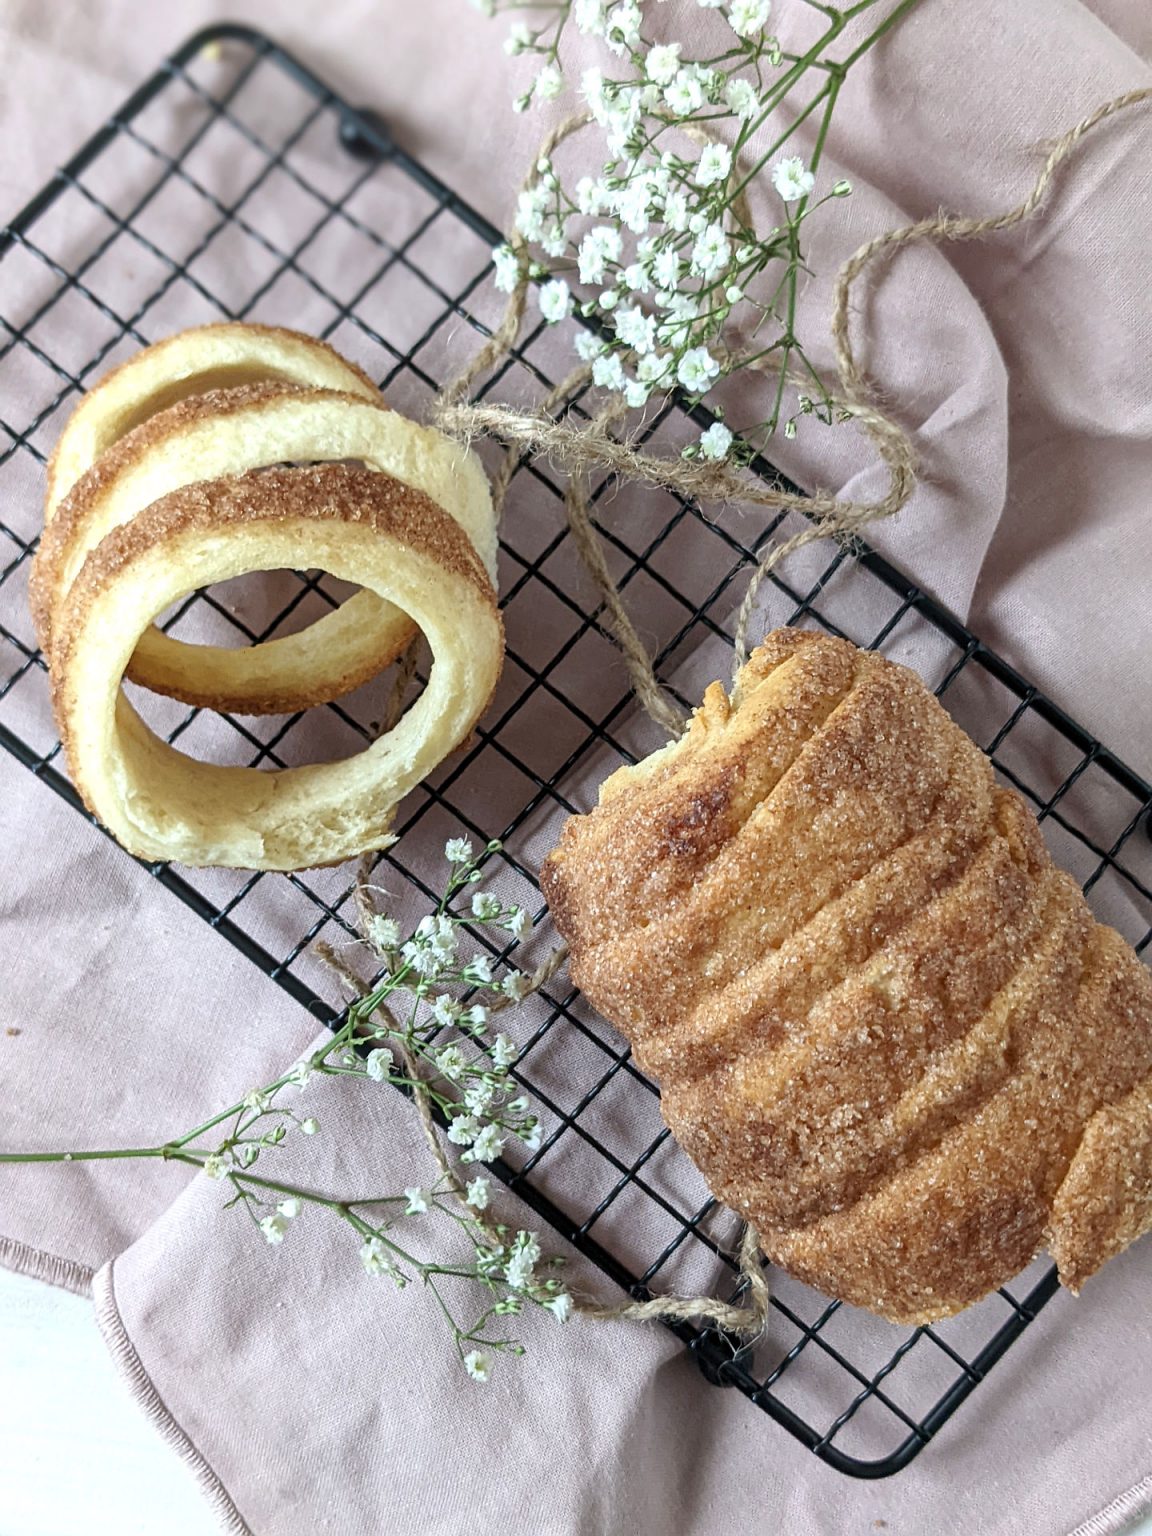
[478,0,919,452]
[0,837,570,1380]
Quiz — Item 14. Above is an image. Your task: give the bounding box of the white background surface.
[0,1267,1149,1536]
[0,1268,216,1536]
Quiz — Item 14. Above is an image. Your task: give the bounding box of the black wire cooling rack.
[1,23,1150,1481]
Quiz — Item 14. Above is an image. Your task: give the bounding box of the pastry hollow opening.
[151,569,363,650]
[123,646,429,770]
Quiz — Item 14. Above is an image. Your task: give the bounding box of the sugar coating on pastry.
[52,464,503,872]
[541,628,1152,1323]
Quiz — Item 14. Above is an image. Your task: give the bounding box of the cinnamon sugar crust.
[541,629,1152,1323]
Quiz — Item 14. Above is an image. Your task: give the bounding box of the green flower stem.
[728,77,836,211]
[841,0,920,41]
[729,11,849,172]
[0,1146,180,1164]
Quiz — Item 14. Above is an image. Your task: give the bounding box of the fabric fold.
[0,1,1150,1533]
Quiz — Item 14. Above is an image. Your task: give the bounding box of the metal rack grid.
[0,23,1149,1481]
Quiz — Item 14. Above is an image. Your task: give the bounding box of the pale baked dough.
[44,321,382,520]
[33,383,498,714]
[541,628,1152,1323]
[52,464,504,871]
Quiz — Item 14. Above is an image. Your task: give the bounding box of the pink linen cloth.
[1,1,1151,1533]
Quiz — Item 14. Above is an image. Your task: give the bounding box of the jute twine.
[434,86,1152,689]
[325,86,1150,1345]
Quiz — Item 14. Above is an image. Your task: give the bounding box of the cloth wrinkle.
[0,4,1150,1534]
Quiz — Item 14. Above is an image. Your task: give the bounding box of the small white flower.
[203,1153,230,1180]
[504,21,531,55]
[695,143,732,188]
[578,224,621,285]
[664,68,704,117]
[404,914,458,979]
[599,288,619,311]
[471,891,502,921]
[724,77,759,120]
[504,1254,535,1291]
[772,155,815,203]
[638,350,674,386]
[592,352,627,392]
[404,1187,429,1215]
[365,913,401,952]
[464,1078,496,1116]
[435,1044,467,1081]
[515,184,550,240]
[605,98,642,156]
[574,175,607,215]
[614,304,657,355]
[534,64,563,101]
[402,940,442,979]
[614,182,654,236]
[462,953,493,985]
[699,422,734,460]
[242,1089,270,1112]
[639,88,660,123]
[574,0,608,34]
[652,248,680,290]
[725,283,743,304]
[277,1198,300,1219]
[574,331,606,362]
[464,1351,491,1382]
[259,1213,289,1245]
[506,907,532,941]
[300,1117,319,1136]
[468,1123,507,1163]
[691,224,731,278]
[360,1236,388,1276]
[465,1176,491,1211]
[501,971,532,1002]
[678,346,722,393]
[491,244,520,295]
[728,0,772,38]
[545,1292,574,1323]
[365,1047,394,1082]
[538,278,573,324]
[621,262,650,294]
[521,1120,545,1153]
[624,379,650,409]
[286,1057,315,1088]
[418,913,458,950]
[581,65,610,120]
[604,1,641,54]
[491,1034,518,1070]
[432,994,463,1027]
[663,189,690,231]
[645,43,682,85]
[445,836,474,865]
[504,1231,542,1290]
[540,222,568,259]
[447,1114,480,1146]
[463,1003,491,1032]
